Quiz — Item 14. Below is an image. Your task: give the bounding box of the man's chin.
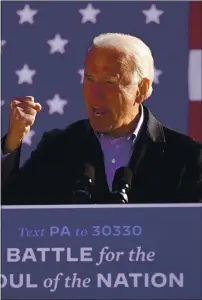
[89,118,111,133]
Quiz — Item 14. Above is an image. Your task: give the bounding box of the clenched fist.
[4,96,42,153]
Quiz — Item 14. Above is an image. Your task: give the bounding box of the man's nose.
[92,84,105,101]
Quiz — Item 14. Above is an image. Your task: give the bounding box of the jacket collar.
[142,105,166,144]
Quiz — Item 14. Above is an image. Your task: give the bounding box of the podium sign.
[1,204,202,299]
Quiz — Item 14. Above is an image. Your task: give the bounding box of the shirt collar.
[130,103,144,142]
[95,104,144,143]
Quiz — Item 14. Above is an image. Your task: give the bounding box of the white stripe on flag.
[188,49,202,101]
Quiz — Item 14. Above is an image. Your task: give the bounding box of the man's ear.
[135,78,151,104]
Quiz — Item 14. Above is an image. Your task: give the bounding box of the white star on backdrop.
[154,67,163,84]
[22,130,35,146]
[1,40,6,54]
[1,100,5,106]
[47,34,69,54]
[15,64,36,84]
[78,69,84,83]
[79,3,101,24]
[142,4,164,24]
[1,40,6,47]
[46,94,68,115]
[17,4,38,24]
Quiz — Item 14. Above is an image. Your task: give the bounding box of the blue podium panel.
[1,204,202,299]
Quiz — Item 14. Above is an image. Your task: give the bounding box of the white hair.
[92,33,154,98]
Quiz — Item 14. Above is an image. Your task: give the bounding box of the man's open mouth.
[92,106,107,116]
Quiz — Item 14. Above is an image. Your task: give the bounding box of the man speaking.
[1,33,202,204]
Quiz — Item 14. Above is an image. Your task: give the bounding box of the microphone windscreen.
[112,167,133,191]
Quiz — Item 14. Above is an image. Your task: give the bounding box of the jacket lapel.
[79,123,109,201]
[128,106,166,191]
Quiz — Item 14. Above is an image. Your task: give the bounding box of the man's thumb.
[34,103,42,112]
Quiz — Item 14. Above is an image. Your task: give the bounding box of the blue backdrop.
[1,1,190,165]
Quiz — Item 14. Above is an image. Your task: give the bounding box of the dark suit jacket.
[2,106,202,204]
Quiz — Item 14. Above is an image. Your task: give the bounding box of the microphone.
[110,167,133,204]
[72,163,95,203]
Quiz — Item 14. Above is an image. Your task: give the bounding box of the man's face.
[82,46,140,136]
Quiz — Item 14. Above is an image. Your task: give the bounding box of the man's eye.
[85,75,94,81]
[105,80,116,84]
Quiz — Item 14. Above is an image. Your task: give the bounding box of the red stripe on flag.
[188,101,202,142]
[189,2,202,49]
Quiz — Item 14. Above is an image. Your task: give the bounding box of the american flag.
[1,1,202,165]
